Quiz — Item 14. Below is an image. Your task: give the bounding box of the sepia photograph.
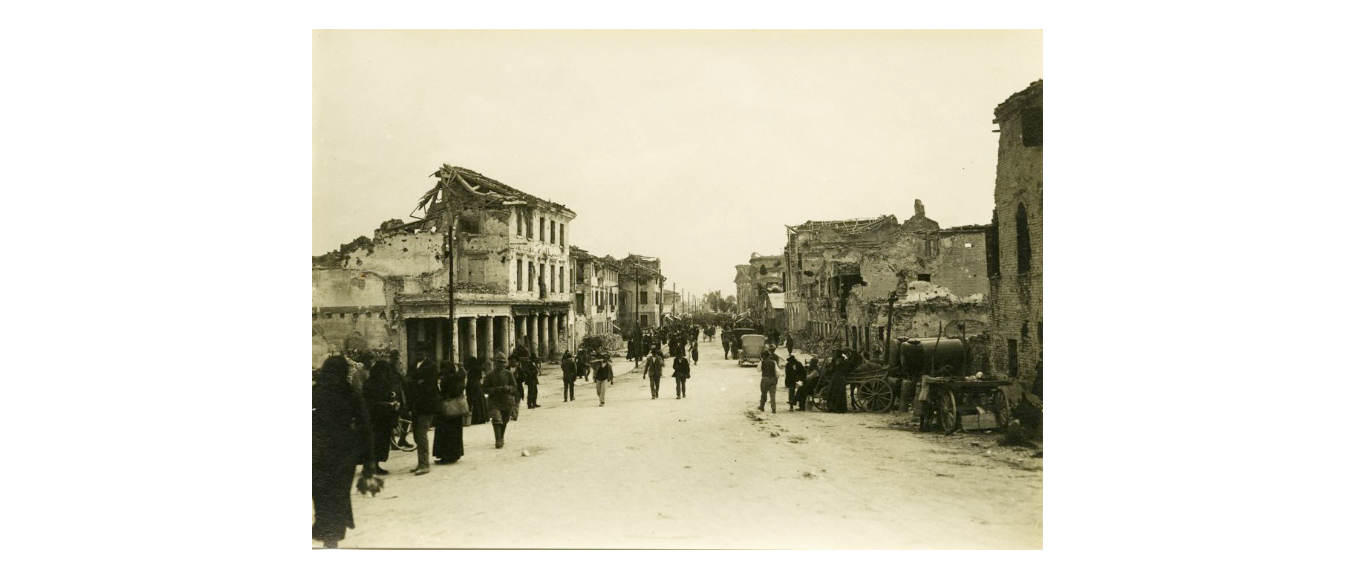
[312,29,1043,549]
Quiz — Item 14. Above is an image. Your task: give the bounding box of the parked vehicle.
[738,334,766,367]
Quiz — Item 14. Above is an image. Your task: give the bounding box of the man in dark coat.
[561,352,577,402]
[785,334,795,356]
[672,350,691,399]
[783,354,804,411]
[722,332,731,359]
[483,353,517,449]
[406,347,440,475]
[643,348,665,400]
[360,359,401,475]
[593,353,614,406]
[517,354,541,409]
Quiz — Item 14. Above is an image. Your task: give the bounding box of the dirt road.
[325,342,1042,549]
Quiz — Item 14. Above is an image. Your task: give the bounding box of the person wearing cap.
[482,353,516,449]
[643,347,665,400]
[784,354,804,411]
[593,353,614,406]
[560,351,577,402]
[406,347,440,475]
[758,350,780,413]
[672,348,691,399]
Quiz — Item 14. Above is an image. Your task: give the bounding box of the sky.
[313,30,1042,299]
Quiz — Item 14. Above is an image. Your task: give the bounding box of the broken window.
[525,211,533,238]
[760,265,768,275]
[539,217,545,241]
[986,211,1000,277]
[516,210,523,236]
[516,259,523,291]
[458,216,480,235]
[1021,107,1042,147]
[916,273,931,282]
[641,291,649,305]
[1016,203,1032,274]
[559,224,566,248]
[1007,339,1019,377]
[550,220,556,244]
[528,263,535,291]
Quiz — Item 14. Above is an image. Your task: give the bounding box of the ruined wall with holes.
[311,269,397,365]
[930,229,990,300]
[988,80,1043,391]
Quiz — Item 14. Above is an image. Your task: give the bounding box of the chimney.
[914,199,925,218]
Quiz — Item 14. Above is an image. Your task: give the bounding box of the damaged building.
[312,166,576,370]
[617,254,665,332]
[748,252,787,331]
[785,200,991,358]
[987,80,1042,392]
[568,247,621,346]
[733,264,753,315]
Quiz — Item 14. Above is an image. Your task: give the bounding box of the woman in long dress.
[433,360,466,464]
[361,360,401,475]
[465,356,488,425]
[826,352,851,413]
[313,356,375,548]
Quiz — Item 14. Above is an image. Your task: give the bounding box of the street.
[325,339,1042,549]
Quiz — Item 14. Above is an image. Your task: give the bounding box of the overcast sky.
[314,30,1041,299]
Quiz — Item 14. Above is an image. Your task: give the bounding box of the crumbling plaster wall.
[930,230,990,299]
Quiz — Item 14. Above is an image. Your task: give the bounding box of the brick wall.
[988,81,1043,391]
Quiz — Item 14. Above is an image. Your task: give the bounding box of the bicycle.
[390,415,415,452]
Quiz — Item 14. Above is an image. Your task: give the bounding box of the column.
[448,315,459,365]
[526,314,537,358]
[466,316,478,364]
[485,316,496,360]
[434,319,444,365]
[537,314,547,358]
[547,314,557,358]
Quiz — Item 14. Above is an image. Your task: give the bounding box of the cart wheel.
[811,386,829,412]
[937,388,959,433]
[390,417,414,452]
[857,379,893,413]
[994,390,1012,429]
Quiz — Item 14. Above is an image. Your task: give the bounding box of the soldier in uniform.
[483,353,517,449]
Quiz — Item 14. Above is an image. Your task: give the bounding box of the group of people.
[312,339,618,548]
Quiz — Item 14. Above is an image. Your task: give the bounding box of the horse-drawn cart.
[808,366,895,413]
[915,376,1014,433]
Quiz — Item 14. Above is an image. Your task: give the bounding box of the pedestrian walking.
[361,359,401,475]
[465,356,488,425]
[785,334,795,356]
[561,352,577,402]
[758,350,780,413]
[433,360,466,465]
[644,348,665,399]
[516,355,541,409]
[722,332,731,359]
[576,347,591,381]
[406,347,440,475]
[673,350,691,399]
[593,354,614,406]
[784,354,804,411]
[312,356,376,549]
[690,340,699,365]
[482,353,516,449]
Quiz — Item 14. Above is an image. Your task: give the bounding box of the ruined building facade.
[568,247,620,347]
[987,80,1042,391]
[617,255,664,332]
[733,265,753,316]
[312,167,576,370]
[748,252,786,331]
[785,201,991,358]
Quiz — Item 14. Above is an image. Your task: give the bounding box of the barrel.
[892,337,967,378]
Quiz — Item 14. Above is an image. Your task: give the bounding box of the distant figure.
[465,356,488,425]
[482,354,516,449]
[561,352,577,402]
[517,355,541,409]
[644,348,666,400]
[673,350,691,399]
[785,334,795,356]
[758,350,779,413]
[784,354,804,410]
[690,340,699,365]
[594,354,614,406]
[722,332,731,360]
